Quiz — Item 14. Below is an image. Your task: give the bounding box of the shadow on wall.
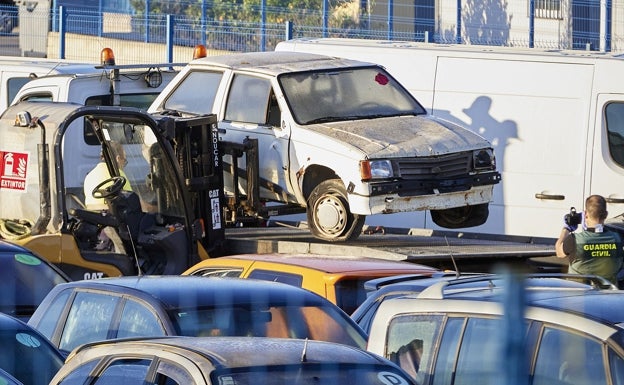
[433,95,518,232]
[441,0,511,45]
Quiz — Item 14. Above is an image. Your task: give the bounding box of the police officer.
[556,194,624,285]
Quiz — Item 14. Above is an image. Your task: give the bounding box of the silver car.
[366,274,624,385]
[49,336,416,385]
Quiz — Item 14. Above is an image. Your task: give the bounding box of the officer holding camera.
[556,195,624,286]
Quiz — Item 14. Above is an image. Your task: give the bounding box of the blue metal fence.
[7,0,624,63]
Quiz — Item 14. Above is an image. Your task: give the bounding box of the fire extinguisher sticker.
[0,150,29,191]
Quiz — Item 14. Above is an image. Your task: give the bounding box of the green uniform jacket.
[569,229,624,284]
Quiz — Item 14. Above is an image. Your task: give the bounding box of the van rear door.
[592,94,624,219]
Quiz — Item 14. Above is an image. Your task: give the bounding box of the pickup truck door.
[591,95,624,221]
[219,74,296,204]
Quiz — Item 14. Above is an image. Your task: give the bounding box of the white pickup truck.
[8,48,183,198]
[148,51,501,241]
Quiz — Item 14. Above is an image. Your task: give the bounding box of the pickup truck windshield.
[278,67,426,125]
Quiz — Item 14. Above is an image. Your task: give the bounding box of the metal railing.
[6,1,624,63]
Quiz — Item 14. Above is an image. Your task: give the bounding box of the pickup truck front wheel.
[307,179,365,242]
[430,203,489,229]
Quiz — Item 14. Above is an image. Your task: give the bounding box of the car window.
[248,269,303,287]
[334,278,372,315]
[171,304,366,348]
[117,299,165,338]
[190,267,244,277]
[386,314,444,382]
[0,328,64,385]
[35,289,71,340]
[162,71,222,114]
[8,77,31,103]
[59,292,120,352]
[154,359,195,385]
[533,327,607,385]
[85,94,161,109]
[0,252,68,319]
[605,102,624,167]
[92,358,151,385]
[454,317,501,385]
[278,67,425,125]
[432,317,464,385]
[225,75,272,124]
[609,347,624,384]
[56,360,99,385]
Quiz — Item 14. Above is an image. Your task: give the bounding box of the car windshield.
[170,304,367,349]
[0,329,64,385]
[213,364,412,385]
[279,66,426,125]
[0,252,68,320]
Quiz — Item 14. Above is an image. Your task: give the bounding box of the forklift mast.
[157,114,226,257]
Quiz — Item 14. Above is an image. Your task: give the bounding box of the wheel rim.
[314,193,348,237]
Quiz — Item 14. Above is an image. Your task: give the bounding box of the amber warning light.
[100,48,116,66]
[193,45,208,60]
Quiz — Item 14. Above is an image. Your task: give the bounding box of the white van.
[276,38,624,239]
[0,56,98,115]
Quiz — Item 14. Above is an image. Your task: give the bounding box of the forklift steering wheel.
[92,176,127,200]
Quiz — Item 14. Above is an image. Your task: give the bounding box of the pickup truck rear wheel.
[307,179,365,242]
[430,203,489,229]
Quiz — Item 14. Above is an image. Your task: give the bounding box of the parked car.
[49,336,416,385]
[0,368,22,385]
[365,274,624,385]
[0,313,64,385]
[352,272,616,334]
[351,272,488,334]
[27,276,367,355]
[0,239,70,321]
[182,253,439,314]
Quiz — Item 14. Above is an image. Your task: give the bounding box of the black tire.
[307,179,365,242]
[430,203,489,229]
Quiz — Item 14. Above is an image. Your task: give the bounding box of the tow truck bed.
[224,222,561,273]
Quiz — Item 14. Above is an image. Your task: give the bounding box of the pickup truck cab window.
[278,67,425,125]
[163,71,222,114]
[225,75,273,124]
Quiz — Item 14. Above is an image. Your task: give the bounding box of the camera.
[564,207,582,227]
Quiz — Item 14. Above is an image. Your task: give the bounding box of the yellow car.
[183,254,439,314]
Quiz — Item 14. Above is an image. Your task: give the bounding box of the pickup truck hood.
[304,115,490,157]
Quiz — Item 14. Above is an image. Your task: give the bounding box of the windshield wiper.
[304,115,366,124]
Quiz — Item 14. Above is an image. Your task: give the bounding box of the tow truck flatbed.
[224,222,562,273]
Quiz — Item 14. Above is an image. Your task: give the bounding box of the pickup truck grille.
[397,152,471,179]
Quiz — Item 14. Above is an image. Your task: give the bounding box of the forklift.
[0,101,225,280]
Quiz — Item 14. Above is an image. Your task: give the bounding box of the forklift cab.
[0,102,224,280]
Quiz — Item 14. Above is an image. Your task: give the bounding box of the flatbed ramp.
[223,222,562,273]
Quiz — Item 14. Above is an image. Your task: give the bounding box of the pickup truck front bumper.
[348,171,501,215]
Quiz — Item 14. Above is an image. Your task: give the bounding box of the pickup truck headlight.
[360,159,395,180]
[473,149,496,170]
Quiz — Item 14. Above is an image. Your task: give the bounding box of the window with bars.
[532,0,563,20]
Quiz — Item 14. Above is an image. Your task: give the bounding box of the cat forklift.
[0,101,225,280]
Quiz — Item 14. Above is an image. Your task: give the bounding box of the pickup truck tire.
[307,179,365,242]
[430,203,489,229]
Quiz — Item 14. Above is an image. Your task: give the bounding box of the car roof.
[188,253,438,274]
[50,275,332,306]
[188,51,378,76]
[406,275,624,325]
[73,336,387,367]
